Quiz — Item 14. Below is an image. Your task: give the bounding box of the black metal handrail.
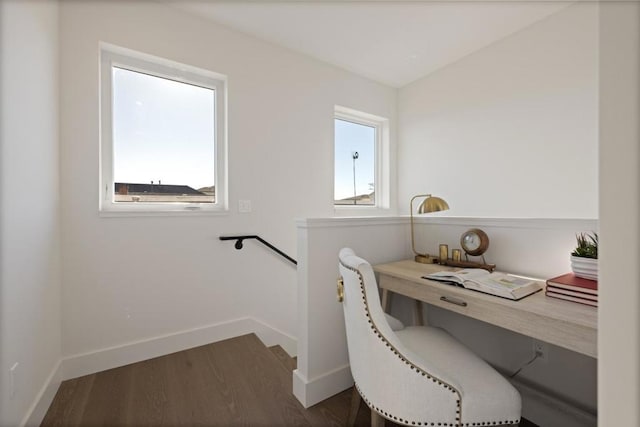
[219,235,297,266]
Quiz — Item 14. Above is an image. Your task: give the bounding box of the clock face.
[462,233,481,251]
[460,228,489,256]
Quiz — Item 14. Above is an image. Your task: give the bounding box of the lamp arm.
[410,194,432,257]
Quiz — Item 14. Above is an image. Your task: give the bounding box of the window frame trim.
[99,43,228,215]
[333,105,389,212]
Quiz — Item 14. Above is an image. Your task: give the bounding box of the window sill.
[333,205,394,217]
[99,206,229,218]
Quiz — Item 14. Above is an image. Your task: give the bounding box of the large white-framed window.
[100,44,227,215]
[334,106,389,211]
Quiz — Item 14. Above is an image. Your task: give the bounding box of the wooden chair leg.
[381,289,392,313]
[370,408,385,427]
[413,299,425,326]
[347,385,361,426]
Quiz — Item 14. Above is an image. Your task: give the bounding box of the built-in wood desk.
[374,260,597,358]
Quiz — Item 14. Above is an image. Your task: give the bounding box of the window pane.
[112,67,215,203]
[334,119,376,205]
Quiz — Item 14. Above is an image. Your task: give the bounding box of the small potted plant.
[571,232,598,280]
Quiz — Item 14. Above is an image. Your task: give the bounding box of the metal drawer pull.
[440,296,468,307]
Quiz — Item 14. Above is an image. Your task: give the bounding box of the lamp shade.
[411,194,450,264]
[417,196,449,214]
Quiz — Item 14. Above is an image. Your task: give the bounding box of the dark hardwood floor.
[41,333,536,426]
[41,334,371,426]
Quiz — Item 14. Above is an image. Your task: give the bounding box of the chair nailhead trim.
[342,260,518,427]
[462,422,520,426]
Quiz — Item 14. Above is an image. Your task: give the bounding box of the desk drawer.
[378,274,597,358]
[380,274,478,318]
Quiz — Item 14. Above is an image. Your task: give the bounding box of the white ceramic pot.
[571,256,598,280]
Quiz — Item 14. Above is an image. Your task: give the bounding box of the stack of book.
[545,273,597,307]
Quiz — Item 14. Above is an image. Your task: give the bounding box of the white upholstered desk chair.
[338,248,521,427]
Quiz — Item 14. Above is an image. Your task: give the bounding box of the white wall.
[598,2,640,425]
[0,1,62,426]
[296,217,597,426]
[58,1,396,372]
[397,3,598,218]
[7,2,636,425]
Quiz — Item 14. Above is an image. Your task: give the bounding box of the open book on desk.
[423,269,543,301]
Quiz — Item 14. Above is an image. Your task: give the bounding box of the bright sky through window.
[112,67,215,191]
[334,119,375,205]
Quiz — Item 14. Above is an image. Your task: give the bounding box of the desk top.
[374,260,597,358]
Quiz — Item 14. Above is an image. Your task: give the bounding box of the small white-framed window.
[334,106,389,210]
[100,44,227,214]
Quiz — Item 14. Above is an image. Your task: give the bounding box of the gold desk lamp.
[410,194,449,263]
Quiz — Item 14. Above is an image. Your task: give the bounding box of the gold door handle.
[337,277,344,302]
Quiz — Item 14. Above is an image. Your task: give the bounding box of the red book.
[546,273,597,295]
[545,285,598,301]
[546,290,598,307]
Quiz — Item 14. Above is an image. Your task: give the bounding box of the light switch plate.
[238,200,252,213]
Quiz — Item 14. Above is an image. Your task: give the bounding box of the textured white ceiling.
[172,1,571,88]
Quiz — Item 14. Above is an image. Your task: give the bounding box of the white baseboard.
[61,317,296,380]
[19,318,595,427]
[16,317,293,426]
[512,376,597,427]
[21,360,63,427]
[23,318,294,426]
[22,317,296,426]
[252,318,298,357]
[292,364,353,408]
[291,361,597,425]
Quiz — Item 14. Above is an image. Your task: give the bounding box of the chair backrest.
[338,248,397,352]
[338,248,461,423]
